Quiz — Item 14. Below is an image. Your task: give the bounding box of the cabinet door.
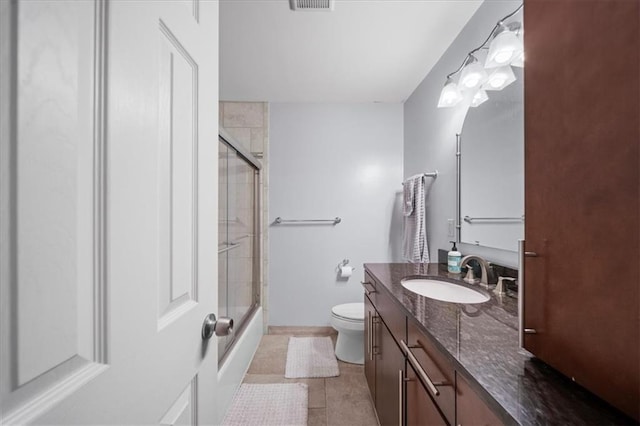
[364,294,376,402]
[407,321,455,424]
[375,321,405,426]
[456,374,503,426]
[406,364,447,426]
[523,0,639,419]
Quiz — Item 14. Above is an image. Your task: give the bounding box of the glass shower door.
[218,137,260,364]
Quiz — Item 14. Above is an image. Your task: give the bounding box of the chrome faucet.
[460,255,492,288]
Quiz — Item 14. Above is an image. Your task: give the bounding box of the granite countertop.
[363,262,636,426]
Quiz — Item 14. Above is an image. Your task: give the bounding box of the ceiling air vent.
[289,0,335,12]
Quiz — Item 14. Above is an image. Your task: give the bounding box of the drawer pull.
[398,370,403,426]
[367,311,372,360]
[401,340,440,397]
[361,281,377,295]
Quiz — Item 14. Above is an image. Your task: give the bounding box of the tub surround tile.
[364,262,634,425]
[224,127,251,151]
[250,127,265,153]
[219,100,270,335]
[223,102,264,128]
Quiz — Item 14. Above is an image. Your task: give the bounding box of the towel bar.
[463,215,524,223]
[402,171,438,184]
[274,217,341,225]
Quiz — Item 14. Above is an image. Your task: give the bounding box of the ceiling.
[219,0,483,103]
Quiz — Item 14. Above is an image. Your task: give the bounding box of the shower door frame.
[218,128,262,365]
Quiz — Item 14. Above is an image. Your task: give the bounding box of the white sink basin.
[401,278,490,304]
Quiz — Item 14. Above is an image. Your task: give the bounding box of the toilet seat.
[331,303,364,322]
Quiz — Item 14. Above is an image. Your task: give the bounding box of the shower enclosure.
[218,130,261,364]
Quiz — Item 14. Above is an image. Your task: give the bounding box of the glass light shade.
[470,89,489,107]
[485,29,523,68]
[437,80,463,108]
[482,66,516,91]
[459,60,488,89]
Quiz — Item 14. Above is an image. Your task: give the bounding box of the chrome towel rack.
[274,217,341,225]
[463,215,524,223]
[402,171,438,184]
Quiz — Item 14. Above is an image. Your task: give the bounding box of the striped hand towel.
[402,175,429,263]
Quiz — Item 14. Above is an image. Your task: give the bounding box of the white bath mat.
[222,383,308,426]
[285,336,340,378]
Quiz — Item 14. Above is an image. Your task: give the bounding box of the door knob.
[201,313,234,339]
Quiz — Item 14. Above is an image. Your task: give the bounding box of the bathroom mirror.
[459,68,524,252]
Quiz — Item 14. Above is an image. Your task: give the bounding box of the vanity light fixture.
[437,3,523,108]
[437,78,464,108]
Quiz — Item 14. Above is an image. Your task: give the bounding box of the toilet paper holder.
[338,259,354,270]
[336,259,356,278]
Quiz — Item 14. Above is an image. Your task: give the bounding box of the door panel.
[523,0,639,419]
[364,295,376,401]
[159,376,198,426]
[157,18,199,329]
[406,364,447,426]
[456,373,503,426]
[0,2,108,422]
[375,321,404,426]
[1,0,220,423]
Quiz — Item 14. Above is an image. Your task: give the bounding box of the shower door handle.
[201,313,234,339]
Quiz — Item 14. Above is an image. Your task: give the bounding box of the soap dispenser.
[447,241,462,274]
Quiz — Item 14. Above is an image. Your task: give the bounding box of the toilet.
[330,302,365,365]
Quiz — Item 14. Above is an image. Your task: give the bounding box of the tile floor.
[243,327,379,426]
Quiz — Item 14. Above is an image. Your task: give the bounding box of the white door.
[0,0,220,424]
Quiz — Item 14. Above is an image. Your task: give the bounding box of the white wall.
[404,1,521,268]
[269,103,403,326]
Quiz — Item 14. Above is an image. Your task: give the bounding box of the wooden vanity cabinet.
[456,373,504,426]
[363,273,504,425]
[363,274,406,426]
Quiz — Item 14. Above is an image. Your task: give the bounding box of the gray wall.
[269,103,403,326]
[404,1,521,267]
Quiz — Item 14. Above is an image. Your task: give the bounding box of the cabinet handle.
[398,370,403,426]
[400,340,440,397]
[361,281,377,295]
[518,240,539,348]
[367,311,372,360]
